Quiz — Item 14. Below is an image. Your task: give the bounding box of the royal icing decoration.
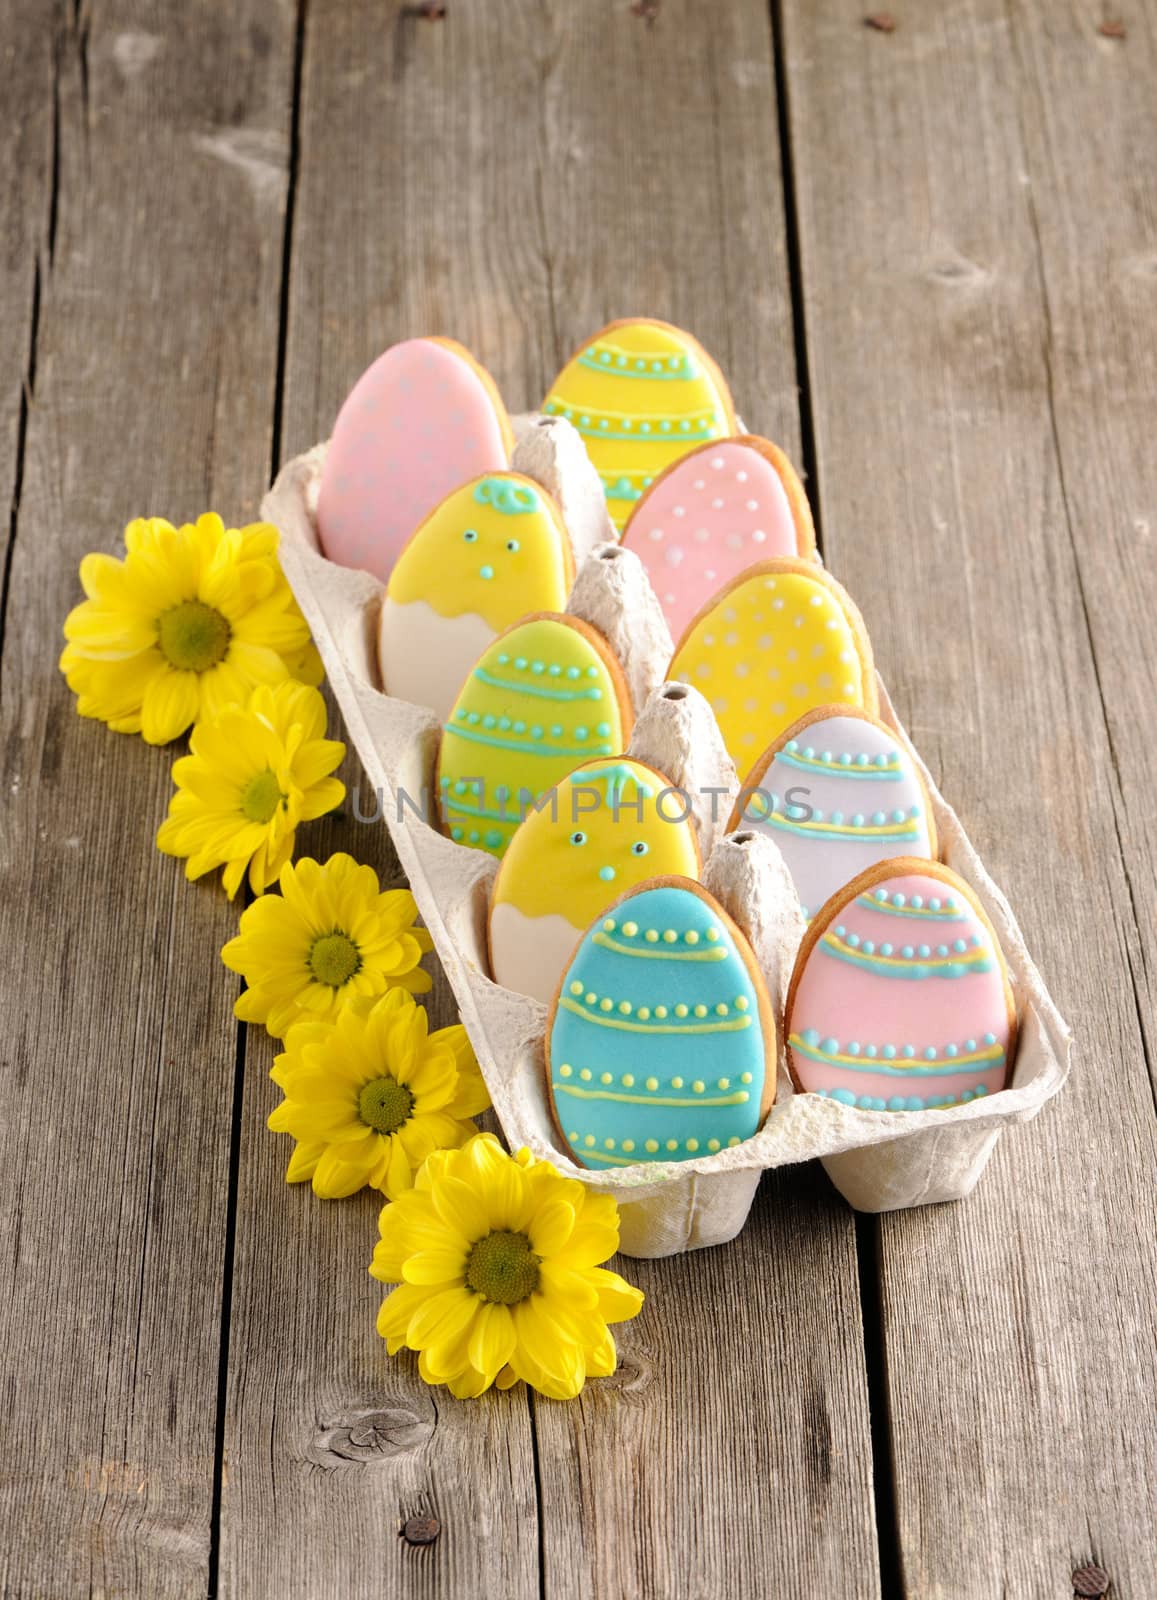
[786,867,1015,1111]
[379,473,573,720]
[731,710,935,920]
[542,321,736,535]
[668,559,877,773]
[438,616,631,859]
[489,758,701,1003]
[548,882,771,1167]
[621,437,816,638]
[317,338,513,584]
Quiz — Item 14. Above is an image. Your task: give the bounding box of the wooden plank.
[0,1,54,617]
[780,3,1157,1595]
[0,4,294,1594]
[220,3,881,1597]
[217,3,544,1594]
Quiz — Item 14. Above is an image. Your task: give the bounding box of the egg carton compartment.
[262,421,1071,1258]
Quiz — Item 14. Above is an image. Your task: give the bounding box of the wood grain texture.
[219,3,880,1598]
[0,3,293,1594]
[0,1,54,608]
[781,2,1157,1595]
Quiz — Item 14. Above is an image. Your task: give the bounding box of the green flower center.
[308,932,361,988]
[358,1074,414,1135]
[465,1230,541,1305]
[240,768,285,825]
[156,600,231,672]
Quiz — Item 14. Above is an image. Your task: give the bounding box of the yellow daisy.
[61,513,318,744]
[370,1133,644,1400]
[221,852,433,1038]
[156,680,345,899]
[268,989,490,1199]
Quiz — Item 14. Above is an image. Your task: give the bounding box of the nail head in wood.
[402,1515,441,1546]
[1072,1566,1110,1598]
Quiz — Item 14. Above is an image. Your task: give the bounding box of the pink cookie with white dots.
[621,436,815,639]
[317,338,514,585]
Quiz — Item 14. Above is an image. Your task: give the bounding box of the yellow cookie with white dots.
[668,558,878,776]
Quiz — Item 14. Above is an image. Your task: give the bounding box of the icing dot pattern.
[543,321,735,533]
[787,869,1013,1111]
[318,338,511,584]
[440,618,628,859]
[549,883,768,1166]
[734,712,935,919]
[622,438,813,638]
[670,564,874,771]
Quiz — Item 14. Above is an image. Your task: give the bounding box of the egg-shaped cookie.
[728,706,936,921]
[786,860,1016,1112]
[379,474,574,720]
[668,558,877,772]
[318,337,513,584]
[621,436,816,639]
[547,878,774,1168]
[438,615,632,859]
[489,757,702,1003]
[542,320,736,535]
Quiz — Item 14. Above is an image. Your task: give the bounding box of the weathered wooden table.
[3,3,1155,1596]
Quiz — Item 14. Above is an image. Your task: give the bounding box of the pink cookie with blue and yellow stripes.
[785,860,1016,1113]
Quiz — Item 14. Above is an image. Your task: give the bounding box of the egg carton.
[262,418,1071,1258]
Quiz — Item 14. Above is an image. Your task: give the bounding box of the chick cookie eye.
[570,831,587,846]
[505,538,520,553]
[463,529,478,543]
[631,841,650,856]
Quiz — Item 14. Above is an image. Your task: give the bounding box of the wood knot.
[864,12,897,32]
[603,1344,653,1397]
[925,252,989,288]
[401,1514,441,1546]
[1072,1566,1110,1598]
[314,1408,433,1465]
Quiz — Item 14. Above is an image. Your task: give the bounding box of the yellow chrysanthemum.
[61,513,319,744]
[156,681,345,899]
[370,1133,645,1401]
[268,989,490,1199]
[221,852,433,1037]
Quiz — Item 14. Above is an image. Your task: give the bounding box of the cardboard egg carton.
[262,418,1071,1258]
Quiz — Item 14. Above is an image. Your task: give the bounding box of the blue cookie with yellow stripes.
[546,877,775,1168]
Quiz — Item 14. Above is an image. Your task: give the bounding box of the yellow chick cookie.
[489,757,702,1003]
[378,473,574,720]
[542,319,736,535]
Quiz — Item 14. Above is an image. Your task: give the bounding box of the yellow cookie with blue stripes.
[546,876,775,1169]
[437,614,632,859]
[488,757,702,1003]
[669,557,878,774]
[379,473,574,720]
[542,319,736,534]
